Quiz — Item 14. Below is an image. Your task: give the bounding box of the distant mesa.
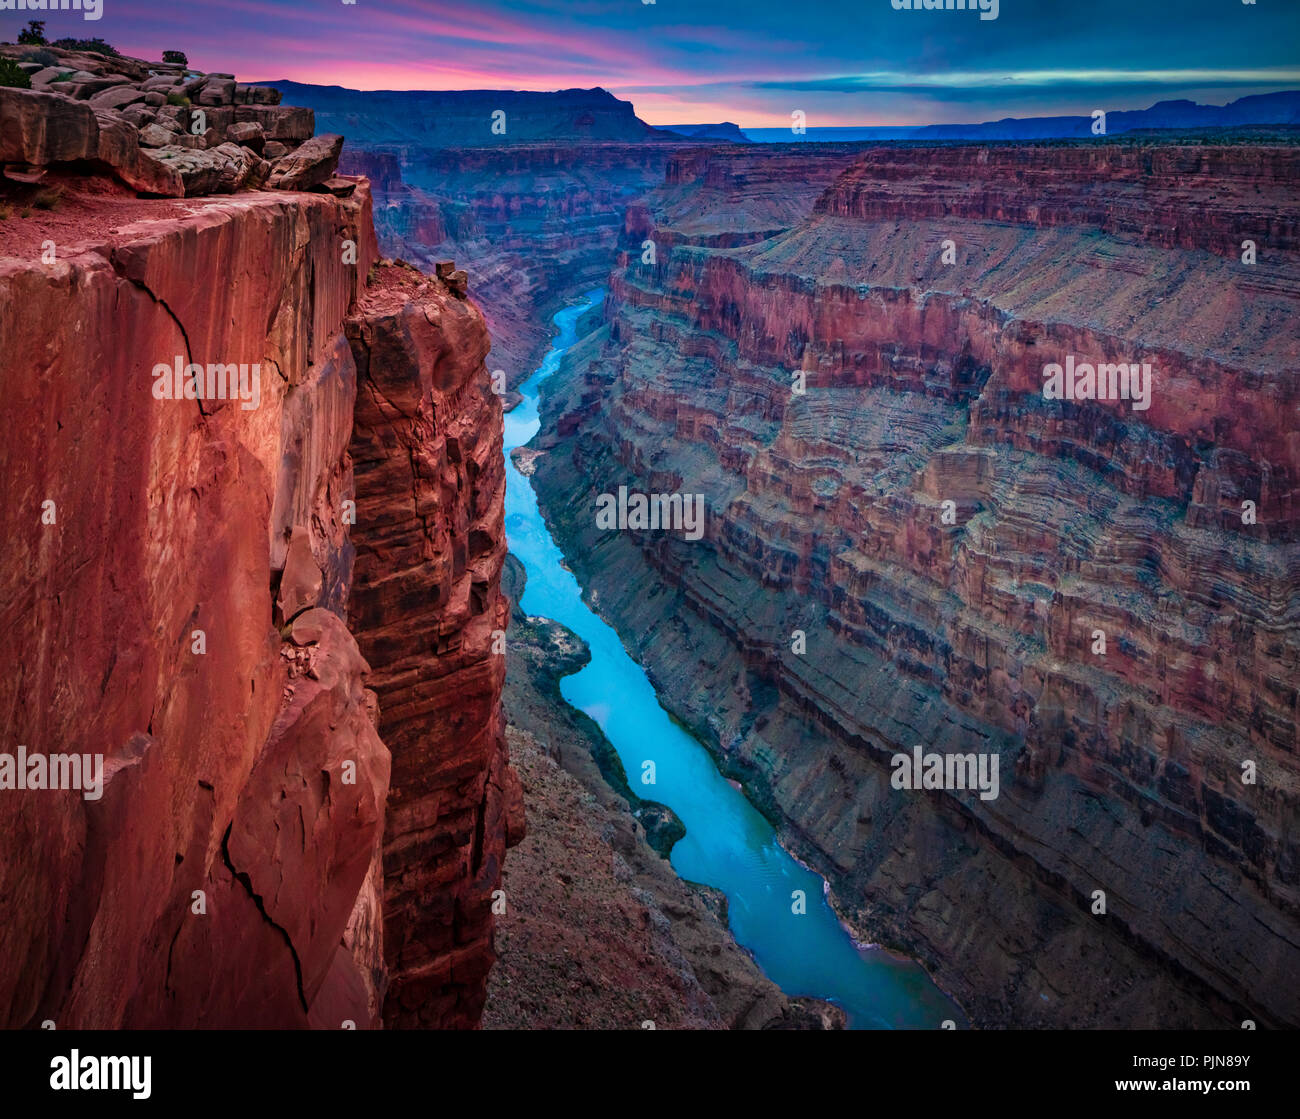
[264,82,670,148]
[657,122,752,143]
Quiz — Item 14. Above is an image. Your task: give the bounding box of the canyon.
[527,141,1300,1028]
[3,39,1298,1031]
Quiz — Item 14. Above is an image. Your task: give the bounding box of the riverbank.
[487,555,843,1029]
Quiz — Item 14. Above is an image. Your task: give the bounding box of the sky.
[3,0,1299,127]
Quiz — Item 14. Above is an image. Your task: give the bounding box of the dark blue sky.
[2,0,1297,125]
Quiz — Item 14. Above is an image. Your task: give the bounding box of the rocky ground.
[1,42,348,197]
[486,556,844,1029]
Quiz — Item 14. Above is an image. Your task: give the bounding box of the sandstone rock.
[137,123,172,148]
[118,106,155,128]
[143,91,166,107]
[0,89,183,195]
[346,263,515,1028]
[2,163,46,183]
[226,120,264,151]
[196,78,236,106]
[234,104,313,142]
[320,176,356,197]
[89,85,146,110]
[0,88,95,163]
[145,140,259,195]
[94,110,184,195]
[235,82,282,105]
[278,526,325,621]
[0,185,386,1028]
[268,132,343,191]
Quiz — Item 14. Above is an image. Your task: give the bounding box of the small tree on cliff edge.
[17,20,46,45]
[162,50,188,67]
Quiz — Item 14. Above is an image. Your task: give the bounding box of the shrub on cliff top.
[17,20,46,45]
[162,50,188,67]
[0,59,32,89]
[25,48,57,67]
[51,36,119,57]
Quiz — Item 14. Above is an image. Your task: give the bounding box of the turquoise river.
[502,289,965,1029]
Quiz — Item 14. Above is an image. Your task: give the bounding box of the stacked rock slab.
[1,44,337,198]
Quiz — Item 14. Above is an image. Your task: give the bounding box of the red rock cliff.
[345,264,520,1028]
[0,146,517,1025]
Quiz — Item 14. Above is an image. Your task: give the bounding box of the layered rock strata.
[345,264,521,1028]
[532,142,1300,1028]
[0,81,517,1027]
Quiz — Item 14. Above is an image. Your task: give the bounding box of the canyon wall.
[346,264,521,1028]
[340,142,682,392]
[0,101,516,1025]
[532,142,1300,1027]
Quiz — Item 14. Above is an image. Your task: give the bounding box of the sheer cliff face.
[345,266,519,1028]
[0,179,515,1027]
[532,143,1300,1027]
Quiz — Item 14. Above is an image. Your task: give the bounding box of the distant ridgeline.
[910,91,1300,140]
[264,82,668,147]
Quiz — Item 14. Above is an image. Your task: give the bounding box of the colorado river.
[503,289,964,1029]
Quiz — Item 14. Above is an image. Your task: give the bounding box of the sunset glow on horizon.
[2,0,1297,128]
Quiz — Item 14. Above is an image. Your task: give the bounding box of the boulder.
[89,85,146,110]
[94,110,185,195]
[277,528,323,622]
[0,86,181,202]
[320,176,356,197]
[72,75,132,98]
[233,104,313,142]
[143,91,166,107]
[143,141,260,195]
[263,140,289,160]
[119,105,155,128]
[235,83,282,105]
[226,120,265,151]
[196,78,236,106]
[0,88,97,164]
[267,132,343,191]
[138,123,173,148]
